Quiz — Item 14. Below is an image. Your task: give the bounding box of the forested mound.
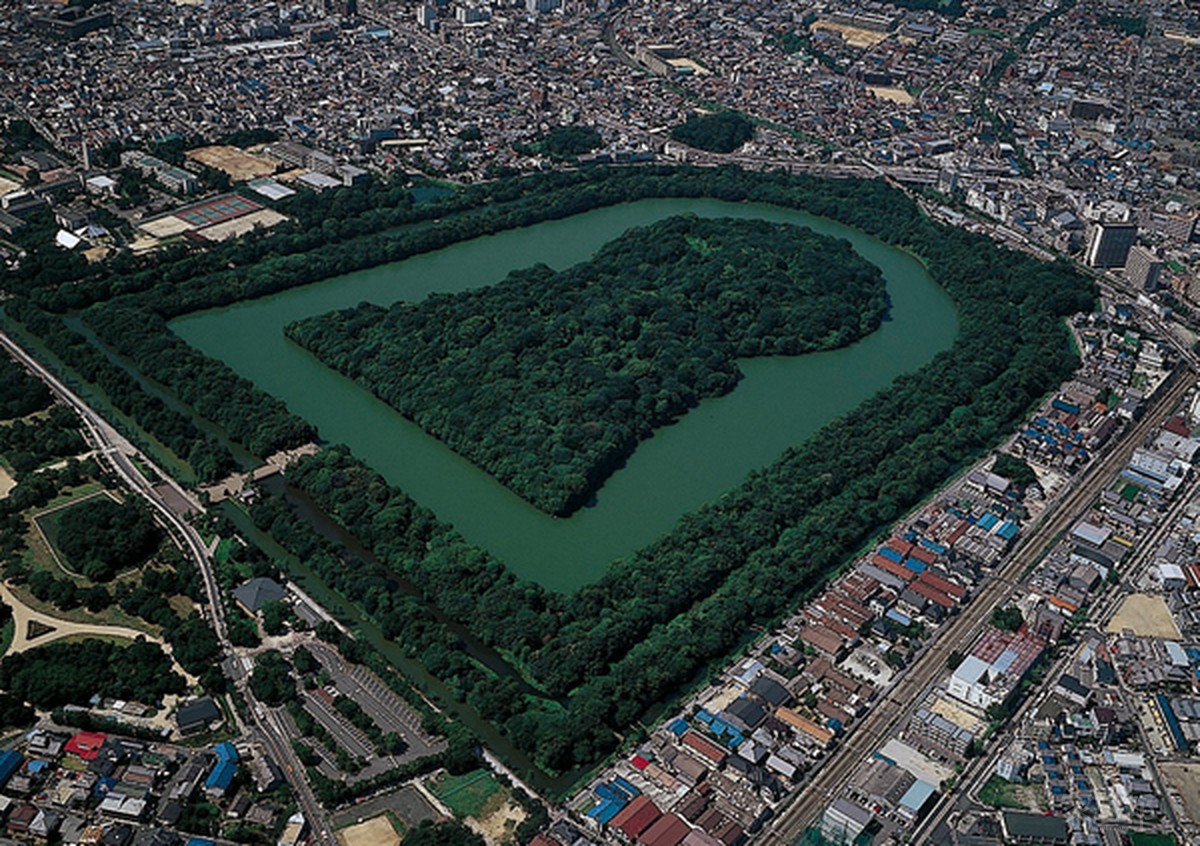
[286,215,887,515]
[54,496,162,582]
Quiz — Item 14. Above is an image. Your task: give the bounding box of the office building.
[1084,221,1138,268]
[1125,245,1163,291]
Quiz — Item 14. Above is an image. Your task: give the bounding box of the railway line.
[758,365,1195,845]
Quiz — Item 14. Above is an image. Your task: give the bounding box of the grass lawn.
[384,812,406,836]
[979,775,1039,809]
[51,633,140,648]
[35,481,104,512]
[430,769,506,819]
[214,537,235,565]
[10,543,160,636]
[130,455,155,482]
[16,486,190,635]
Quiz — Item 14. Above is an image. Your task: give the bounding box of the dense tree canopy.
[0,355,51,420]
[288,216,886,514]
[2,164,1096,781]
[670,112,755,153]
[0,404,84,474]
[540,126,602,158]
[403,821,484,846]
[0,638,185,707]
[271,168,1093,775]
[2,303,237,482]
[55,496,162,582]
[249,650,296,705]
[992,453,1038,489]
[991,605,1025,632]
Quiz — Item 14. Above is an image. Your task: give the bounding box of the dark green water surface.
[173,199,958,592]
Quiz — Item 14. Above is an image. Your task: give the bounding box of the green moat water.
[173,198,958,593]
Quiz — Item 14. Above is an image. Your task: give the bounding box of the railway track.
[758,366,1194,846]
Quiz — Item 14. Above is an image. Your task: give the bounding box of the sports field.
[810,20,889,48]
[186,145,277,182]
[176,194,261,227]
[430,769,504,818]
[197,208,287,241]
[136,193,278,245]
[868,86,915,104]
[338,814,401,846]
[1106,593,1182,639]
[1158,762,1200,826]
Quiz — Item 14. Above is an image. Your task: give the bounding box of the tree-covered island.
[286,215,888,514]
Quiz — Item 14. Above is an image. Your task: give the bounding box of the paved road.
[0,581,165,655]
[0,329,338,846]
[757,366,1195,845]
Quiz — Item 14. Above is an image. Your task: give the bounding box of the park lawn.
[979,775,1043,810]
[11,544,161,636]
[384,812,406,836]
[16,485,187,636]
[168,594,196,617]
[130,455,155,482]
[430,769,506,819]
[51,632,141,648]
[33,481,104,512]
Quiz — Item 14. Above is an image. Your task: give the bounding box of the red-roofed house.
[908,546,937,566]
[615,795,661,839]
[610,796,652,833]
[872,555,916,582]
[681,732,727,766]
[1164,416,1191,437]
[64,732,107,761]
[917,571,966,600]
[909,580,955,609]
[639,813,690,846]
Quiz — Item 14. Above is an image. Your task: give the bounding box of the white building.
[1157,563,1186,590]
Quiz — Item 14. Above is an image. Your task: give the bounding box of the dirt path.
[0,581,157,653]
[0,582,198,687]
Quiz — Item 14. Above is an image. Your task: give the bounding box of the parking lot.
[308,642,446,762]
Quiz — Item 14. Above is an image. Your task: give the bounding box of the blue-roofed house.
[0,750,22,787]
[204,743,238,796]
[878,547,903,564]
